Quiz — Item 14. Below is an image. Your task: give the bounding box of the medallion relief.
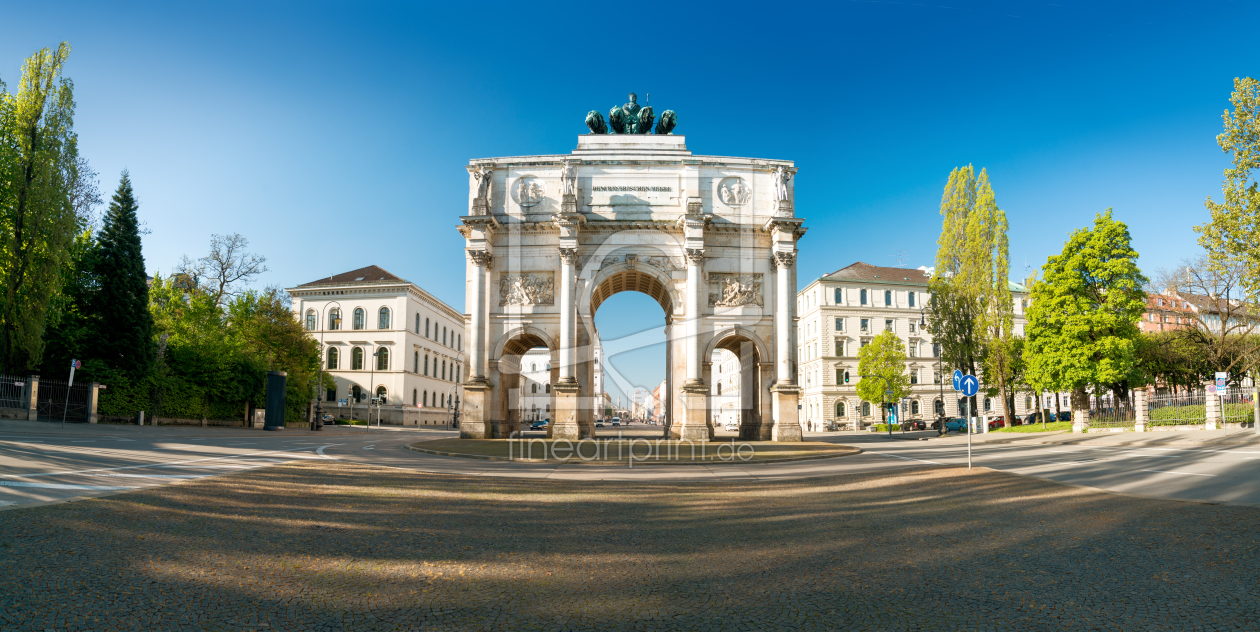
[512,177,546,208]
[717,177,751,206]
[707,273,764,307]
[499,273,555,306]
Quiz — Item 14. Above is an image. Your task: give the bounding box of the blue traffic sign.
[960,374,979,397]
[952,369,963,391]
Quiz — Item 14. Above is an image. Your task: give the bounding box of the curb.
[404,442,863,465]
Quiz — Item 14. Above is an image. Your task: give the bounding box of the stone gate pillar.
[1134,386,1149,432]
[677,245,712,441]
[1205,381,1221,430]
[769,249,802,442]
[553,246,586,440]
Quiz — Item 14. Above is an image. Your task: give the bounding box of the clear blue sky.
[3,1,1255,403]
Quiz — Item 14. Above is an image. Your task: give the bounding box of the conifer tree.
[93,171,153,374]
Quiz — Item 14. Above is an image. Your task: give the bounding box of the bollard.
[138,410,145,426]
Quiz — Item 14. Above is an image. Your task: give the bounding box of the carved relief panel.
[499,273,555,306]
[707,273,764,307]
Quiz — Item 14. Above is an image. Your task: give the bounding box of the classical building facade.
[796,262,1036,431]
[287,266,466,425]
[710,349,742,427]
[459,119,805,441]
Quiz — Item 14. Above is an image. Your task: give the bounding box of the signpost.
[1216,371,1229,435]
[955,372,979,470]
[62,359,81,427]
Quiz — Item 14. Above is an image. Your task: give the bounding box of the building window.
[329,308,341,330]
[443,327,448,346]
[327,347,338,370]
[423,390,428,407]
[861,318,869,333]
[861,340,869,348]
[908,291,916,308]
[835,339,845,356]
[532,384,537,393]
[861,401,871,417]
[834,288,843,304]
[352,347,364,370]
[440,393,445,408]
[305,310,316,331]
[442,360,447,380]
[376,385,386,403]
[458,335,461,351]
[935,399,944,415]
[353,308,365,330]
[426,318,431,338]
[885,290,892,306]
[545,383,551,394]
[413,389,418,405]
[860,289,868,305]
[984,397,992,412]
[911,400,920,415]
[835,317,844,331]
[934,370,941,384]
[908,342,917,357]
[933,343,942,357]
[1025,396,1032,410]
[414,351,419,373]
[885,319,893,331]
[424,355,429,376]
[379,307,391,329]
[836,401,846,418]
[376,347,389,371]
[415,313,420,334]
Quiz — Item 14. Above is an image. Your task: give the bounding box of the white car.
[724,422,739,432]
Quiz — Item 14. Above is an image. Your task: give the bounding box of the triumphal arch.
[459,94,805,441]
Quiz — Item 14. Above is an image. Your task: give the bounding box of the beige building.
[288,265,466,425]
[796,262,1034,431]
[710,349,741,427]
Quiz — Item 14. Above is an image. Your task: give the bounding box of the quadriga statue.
[584,93,677,135]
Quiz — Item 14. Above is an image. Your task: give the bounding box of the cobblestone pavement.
[1,462,1257,631]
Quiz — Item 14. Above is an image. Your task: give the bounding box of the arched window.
[911,400,920,415]
[885,290,892,306]
[415,313,420,334]
[329,308,341,330]
[352,347,364,370]
[861,401,871,417]
[305,309,316,331]
[412,389,417,405]
[377,347,389,371]
[834,288,842,304]
[860,289,868,305]
[531,363,537,372]
[414,351,419,373]
[327,347,339,370]
[440,393,445,407]
[351,384,363,402]
[935,399,944,415]
[545,383,550,394]
[425,318,430,338]
[835,401,846,418]
[423,390,428,407]
[375,385,387,402]
[443,327,448,346]
[531,384,537,394]
[545,362,551,371]
[1025,396,1032,411]
[379,307,391,329]
[442,360,447,380]
[984,397,992,412]
[457,335,461,351]
[424,355,429,376]
[908,291,916,308]
[353,308,365,330]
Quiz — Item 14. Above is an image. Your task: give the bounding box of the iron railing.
[0,374,25,411]
[1220,386,1256,425]
[1089,405,1135,429]
[35,378,90,422]
[1148,389,1206,426]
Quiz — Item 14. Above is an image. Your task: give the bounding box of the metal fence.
[1221,386,1256,425]
[0,374,25,411]
[1148,389,1207,426]
[1089,405,1135,429]
[35,378,90,422]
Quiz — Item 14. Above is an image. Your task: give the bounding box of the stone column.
[467,250,491,382]
[1134,386,1149,432]
[770,251,802,442]
[1205,382,1221,430]
[26,376,38,421]
[552,247,585,440]
[684,248,705,386]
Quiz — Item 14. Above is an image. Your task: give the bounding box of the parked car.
[1057,411,1072,422]
[902,419,926,431]
[530,420,549,430]
[724,422,739,432]
[943,418,969,432]
[987,417,1006,430]
[1024,413,1041,425]
[595,419,605,428]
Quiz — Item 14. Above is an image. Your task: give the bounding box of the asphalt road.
[3,422,1260,508]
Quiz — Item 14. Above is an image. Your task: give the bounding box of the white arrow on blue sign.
[961,374,979,397]
[952,369,963,391]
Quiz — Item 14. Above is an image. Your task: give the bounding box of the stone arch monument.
[459,121,806,441]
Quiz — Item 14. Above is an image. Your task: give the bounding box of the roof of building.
[297,265,405,287]
[822,262,932,285]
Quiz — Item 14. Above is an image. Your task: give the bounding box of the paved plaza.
[2,457,1258,631]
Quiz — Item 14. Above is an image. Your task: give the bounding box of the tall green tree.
[93,171,153,374]
[1025,210,1148,418]
[0,43,85,371]
[926,165,1013,415]
[1195,77,1260,295]
[856,330,911,419]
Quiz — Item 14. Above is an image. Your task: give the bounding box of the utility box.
[252,409,266,428]
[264,371,287,431]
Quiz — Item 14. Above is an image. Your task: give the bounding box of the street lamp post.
[314,302,342,432]
[370,347,384,429]
[446,350,465,428]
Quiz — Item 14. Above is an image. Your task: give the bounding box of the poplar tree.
[93,171,153,374]
[1195,77,1260,294]
[1025,211,1147,418]
[926,166,1013,417]
[0,43,83,371]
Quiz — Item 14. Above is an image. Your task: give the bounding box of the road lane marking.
[1036,459,1096,465]
[866,451,942,465]
[83,473,202,479]
[1139,469,1217,477]
[0,480,138,491]
[0,445,342,478]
